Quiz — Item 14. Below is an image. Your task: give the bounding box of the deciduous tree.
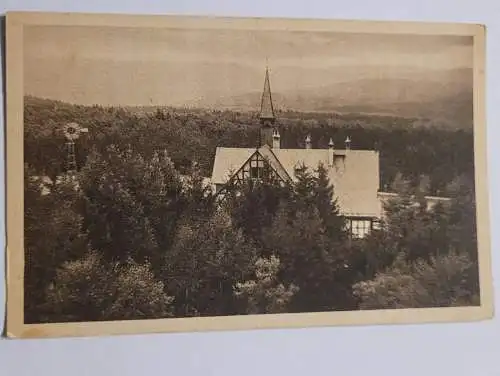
[46,251,174,322]
[234,255,299,314]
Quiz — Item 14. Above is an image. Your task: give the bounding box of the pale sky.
[23,25,473,107]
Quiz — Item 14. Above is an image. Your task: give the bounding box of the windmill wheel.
[63,122,88,141]
[63,123,81,141]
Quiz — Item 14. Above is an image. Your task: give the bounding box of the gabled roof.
[211,147,256,185]
[211,145,291,186]
[211,147,382,218]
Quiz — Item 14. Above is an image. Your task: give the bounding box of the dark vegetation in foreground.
[24,96,479,323]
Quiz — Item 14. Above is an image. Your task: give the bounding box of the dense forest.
[23,96,479,323]
[24,96,475,194]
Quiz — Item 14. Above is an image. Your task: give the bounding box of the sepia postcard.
[4,11,493,339]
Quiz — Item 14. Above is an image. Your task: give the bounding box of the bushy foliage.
[353,251,480,309]
[45,251,174,322]
[234,255,299,314]
[353,174,480,309]
[24,164,88,323]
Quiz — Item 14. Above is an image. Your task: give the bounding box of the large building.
[210,67,449,238]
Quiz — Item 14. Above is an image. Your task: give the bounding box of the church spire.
[260,65,275,122]
[259,63,277,148]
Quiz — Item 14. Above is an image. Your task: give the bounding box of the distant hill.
[189,68,473,129]
[25,56,473,129]
[24,65,473,130]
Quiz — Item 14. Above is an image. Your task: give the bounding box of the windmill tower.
[63,122,88,176]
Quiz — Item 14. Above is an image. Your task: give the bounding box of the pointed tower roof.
[260,66,275,120]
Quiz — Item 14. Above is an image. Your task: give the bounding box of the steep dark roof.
[259,67,275,120]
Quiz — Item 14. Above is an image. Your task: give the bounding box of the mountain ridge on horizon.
[187,68,473,129]
[23,62,473,130]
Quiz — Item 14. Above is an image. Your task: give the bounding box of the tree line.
[24,96,474,195]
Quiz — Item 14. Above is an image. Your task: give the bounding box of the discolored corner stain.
[473,23,486,38]
[4,329,20,339]
[20,327,47,338]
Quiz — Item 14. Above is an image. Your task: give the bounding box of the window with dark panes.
[349,218,372,238]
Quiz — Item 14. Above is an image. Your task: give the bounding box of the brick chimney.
[328,137,335,167]
[272,129,281,149]
[305,134,312,149]
[345,136,351,151]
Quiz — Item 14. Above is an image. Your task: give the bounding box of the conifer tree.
[313,163,347,241]
[79,147,158,264]
[261,164,354,312]
[226,160,292,245]
[79,145,186,269]
[164,207,258,317]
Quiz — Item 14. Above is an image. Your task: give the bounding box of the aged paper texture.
[5,11,493,339]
